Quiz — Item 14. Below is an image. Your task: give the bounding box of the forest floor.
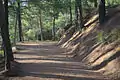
[8,42,109,80]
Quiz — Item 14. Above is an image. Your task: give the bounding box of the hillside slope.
[58,6,120,80]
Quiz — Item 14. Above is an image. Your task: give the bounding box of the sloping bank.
[58,6,120,80]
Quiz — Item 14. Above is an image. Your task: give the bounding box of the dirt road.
[8,42,108,80]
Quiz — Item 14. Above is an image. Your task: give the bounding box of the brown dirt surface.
[8,42,108,80]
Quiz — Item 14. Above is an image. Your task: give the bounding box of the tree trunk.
[18,1,23,42]
[52,16,56,41]
[99,0,106,24]
[94,0,98,8]
[0,0,14,71]
[75,0,78,29]
[13,8,18,46]
[75,0,84,29]
[39,10,43,41]
[78,0,84,29]
[69,0,72,24]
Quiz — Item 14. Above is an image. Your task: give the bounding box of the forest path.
[9,42,108,80]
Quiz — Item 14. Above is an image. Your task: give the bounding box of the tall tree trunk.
[75,0,78,29]
[52,16,56,41]
[13,8,18,46]
[99,0,106,24]
[78,0,84,29]
[18,1,23,42]
[39,10,43,41]
[0,0,14,71]
[36,17,39,40]
[75,0,84,29]
[69,0,72,24]
[94,0,98,7]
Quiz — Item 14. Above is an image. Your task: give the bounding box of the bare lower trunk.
[52,16,56,41]
[69,0,72,24]
[78,0,84,29]
[75,0,84,30]
[18,1,23,42]
[39,10,43,41]
[99,0,106,24]
[13,8,18,46]
[94,0,98,8]
[75,0,78,29]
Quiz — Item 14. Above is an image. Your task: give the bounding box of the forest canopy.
[7,0,120,42]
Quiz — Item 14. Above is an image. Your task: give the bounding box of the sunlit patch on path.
[10,42,108,80]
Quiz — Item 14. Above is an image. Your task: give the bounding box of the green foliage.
[107,28,120,43]
[97,29,120,44]
[97,31,105,43]
[8,0,120,42]
[25,29,36,40]
[106,0,120,6]
[0,50,4,57]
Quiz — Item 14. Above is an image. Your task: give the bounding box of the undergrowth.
[97,28,120,44]
[0,49,4,57]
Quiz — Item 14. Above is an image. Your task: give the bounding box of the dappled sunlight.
[17,43,40,46]
[27,71,103,79]
[17,59,85,66]
[12,42,107,80]
[61,31,80,48]
[92,50,116,67]
[85,14,99,27]
[1,0,120,79]
[17,59,70,64]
